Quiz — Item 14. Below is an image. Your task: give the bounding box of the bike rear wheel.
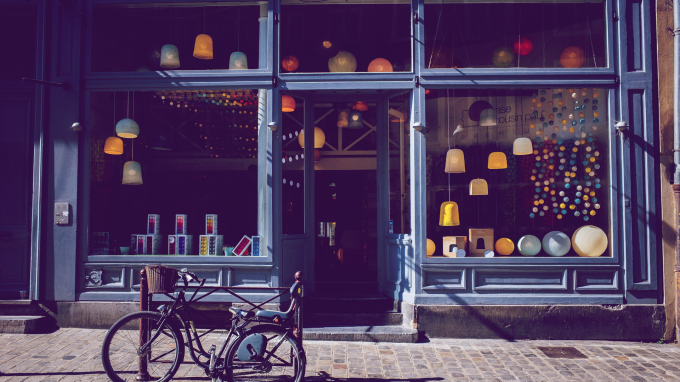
[101,311,184,382]
[223,324,305,382]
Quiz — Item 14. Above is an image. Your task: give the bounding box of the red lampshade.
[282,95,296,112]
[513,37,534,56]
[368,58,393,72]
[314,149,321,161]
[352,101,368,111]
[282,55,299,72]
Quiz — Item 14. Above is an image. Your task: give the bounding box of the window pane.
[281,95,305,235]
[389,95,411,234]
[280,1,411,73]
[424,2,606,69]
[89,89,261,256]
[425,88,609,258]
[0,5,36,79]
[92,4,260,72]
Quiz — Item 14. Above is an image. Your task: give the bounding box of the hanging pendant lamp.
[479,107,497,126]
[282,95,296,112]
[122,161,143,185]
[328,51,357,72]
[337,109,350,128]
[193,34,213,60]
[314,149,322,161]
[368,58,393,72]
[513,137,533,155]
[439,201,460,226]
[160,44,180,68]
[298,127,325,149]
[229,52,248,69]
[347,110,363,129]
[116,92,139,138]
[352,101,368,111]
[104,93,124,155]
[469,179,488,195]
[488,152,507,169]
[445,149,465,173]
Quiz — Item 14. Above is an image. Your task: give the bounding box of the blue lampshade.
[151,133,173,150]
[347,110,363,129]
[122,161,143,185]
[160,44,180,69]
[229,52,248,69]
[116,118,139,138]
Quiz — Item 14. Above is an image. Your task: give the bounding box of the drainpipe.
[674,0,680,342]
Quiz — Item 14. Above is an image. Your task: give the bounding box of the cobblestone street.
[0,328,679,381]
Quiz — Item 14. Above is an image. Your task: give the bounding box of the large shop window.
[425,89,609,259]
[280,0,411,73]
[91,4,260,72]
[424,1,606,69]
[89,90,262,257]
[0,4,37,79]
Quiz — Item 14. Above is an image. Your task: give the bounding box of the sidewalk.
[0,328,679,381]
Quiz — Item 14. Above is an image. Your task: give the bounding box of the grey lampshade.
[347,110,363,129]
[122,161,143,185]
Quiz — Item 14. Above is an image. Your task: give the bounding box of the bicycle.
[101,268,306,382]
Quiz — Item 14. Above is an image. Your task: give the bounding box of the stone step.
[304,312,403,327]
[302,326,419,343]
[0,316,51,334]
[304,296,397,313]
[0,300,43,316]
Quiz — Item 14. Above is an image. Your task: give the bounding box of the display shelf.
[422,255,617,265]
[87,255,270,263]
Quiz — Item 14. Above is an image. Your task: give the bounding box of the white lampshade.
[337,109,350,128]
[328,51,357,72]
[229,52,248,69]
[513,137,533,155]
[480,108,497,126]
[160,44,180,69]
[122,161,143,185]
[445,149,465,173]
[572,225,608,257]
[542,231,571,257]
[518,235,541,256]
[469,179,488,195]
[116,118,139,138]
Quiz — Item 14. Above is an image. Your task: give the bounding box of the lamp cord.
[113,92,116,134]
[204,7,206,34]
[237,7,240,52]
[586,9,597,68]
[447,89,451,201]
[428,0,444,69]
[126,91,129,118]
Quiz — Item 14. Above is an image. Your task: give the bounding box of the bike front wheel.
[101,311,184,382]
[223,324,305,382]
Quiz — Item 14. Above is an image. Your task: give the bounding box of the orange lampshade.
[352,101,368,111]
[282,55,299,72]
[368,58,393,72]
[298,127,325,149]
[193,34,213,60]
[104,136,124,155]
[560,46,585,68]
[282,95,296,112]
[488,152,507,169]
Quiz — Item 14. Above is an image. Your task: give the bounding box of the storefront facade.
[0,0,668,339]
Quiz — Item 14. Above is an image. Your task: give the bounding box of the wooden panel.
[0,98,32,229]
[626,0,643,71]
[0,242,29,286]
[233,270,269,287]
[281,236,306,288]
[423,269,465,290]
[574,270,619,291]
[472,269,567,291]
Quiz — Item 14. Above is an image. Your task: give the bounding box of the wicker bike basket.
[145,265,180,294]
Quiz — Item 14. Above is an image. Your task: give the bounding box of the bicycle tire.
[223,324,305,382]
[101,311,184,382]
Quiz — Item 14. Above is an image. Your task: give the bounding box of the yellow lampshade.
[368,58,393,72]
[439,201,460,226]
[337,109,350,127]
[103,136,124,155]
[426,239,436,257]
[488,152,507,169]
[193,34,213,60]
[495,238,514,256]
[445,149,465,173]
[469,179,488,195]
[298,127,325,149]
[513,137,533,155]
[572,225,608,257]
[282,95,296,112]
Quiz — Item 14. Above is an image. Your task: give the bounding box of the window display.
[89,90,261,257]
[425,88,609,258]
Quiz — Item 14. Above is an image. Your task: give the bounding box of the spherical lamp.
[542,231,571,257]
[282,95,296,112]
[572,225,608,257]
[517,235,541,256]
[492,47,515,67]
[480,107,497,126]
[314,149,321,162]
[439,201,460,226]
[193,34,213,60]
[352,101,368,111]
[103,137,124,155]
[122,161,143,185]
[513,37,534,56]
[282,55,300,72]
[229,52,248,69]
[368,58,393,72]
[298,127,325,149]
[560,46,586,68]
[488,152,507,169]
[160,44,180,69]
[495,238,515,256]
[347,110,363,129]
[513,137,533,155]
[426,239,436,257]
[328,51,357,72]
[317,39,340,58]
[468,100,493,122]
[469,179,488,195]
[445,149,465,173]
[337,109,350,128]
[116,118,139,138]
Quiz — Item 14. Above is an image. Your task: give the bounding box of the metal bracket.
[273,13,279,24]
[22,77,70,90]
[614,75,620,86]
[273,76,278,88]
[613,11,618,21]
[415,76,420,88]
[413,12,419,24]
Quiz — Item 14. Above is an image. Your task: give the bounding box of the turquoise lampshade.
[229,52,248,69]
[347,110,363,129]
[122,161,143,185]
[160,44,180,69]
[116,118,139,138]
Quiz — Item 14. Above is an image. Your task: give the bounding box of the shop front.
[0,0,666,339]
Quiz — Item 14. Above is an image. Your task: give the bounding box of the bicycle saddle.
[229,307,255,319]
